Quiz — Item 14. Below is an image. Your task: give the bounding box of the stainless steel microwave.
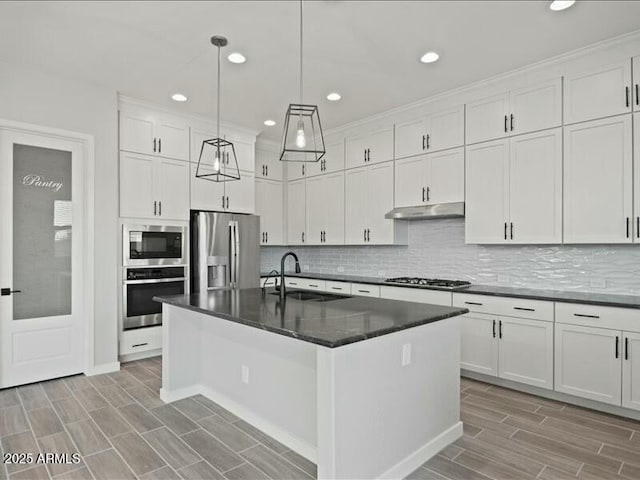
[123,225,187,266]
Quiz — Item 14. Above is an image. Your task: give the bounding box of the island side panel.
[160,305,204,402]
[198,314,318,461]
[317,317,462,480]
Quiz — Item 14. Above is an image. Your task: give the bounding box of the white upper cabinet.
[345,125,393,169]
[255,179,283,245]
[466,129,562,244]
[465,139,509,244]
[306,172,345,245]
[306,140,345,177]
[287,178,307,245]
[255,146,283,181]
[345,162,401,245]
[395,105,464,159]
[564,60,632,125]
[465,93,510,145]
[120,110,189,161]
[120,152,189,221]
[510,79,562,135]
[190,162,226,211]
[394,148,464,208]
[287,162,308,182]
[564,115,633,244]
[191,126,254,173]
[509,129,562,244]
[225,172,255,214]
[466,79,561,145]
[634,56,640,110]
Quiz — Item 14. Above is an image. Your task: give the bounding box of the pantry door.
[0,128,85,388]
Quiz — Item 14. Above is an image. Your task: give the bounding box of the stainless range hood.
[385,202,465,221]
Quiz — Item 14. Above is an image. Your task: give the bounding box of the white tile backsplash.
[261,219,640,295]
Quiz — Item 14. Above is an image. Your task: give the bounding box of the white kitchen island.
[156,288,467,480]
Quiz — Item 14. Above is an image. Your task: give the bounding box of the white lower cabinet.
[350,284,380,298]
[555,323,622,405]
[460,313,499,377]
[379,285,452,306]
[120,326,162,356]
[623,331,640,411]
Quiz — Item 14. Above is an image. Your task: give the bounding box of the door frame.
[0,118,96,377]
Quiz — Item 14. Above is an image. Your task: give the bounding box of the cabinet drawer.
[284,277,326,291]
[556,302,640,331]
[453,293,553,321]
[380,286,452,306]
[351,283,380,297]
[325,281,351,294]
[120,327,162,355]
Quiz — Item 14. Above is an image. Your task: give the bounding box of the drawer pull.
[132,343,149,348]
[573,313,600,319]
[358,290,370,293]
[309,284,319,288]
[289,282,298,286]
[331,287,342,290]
[464,301,483,306]
[514,307,535,312]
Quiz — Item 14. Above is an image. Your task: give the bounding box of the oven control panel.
[126,266,185,281]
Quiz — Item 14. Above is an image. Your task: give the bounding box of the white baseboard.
[200,385,317,463]
[159,384,202,403]
[119,348,162,364]
[85,361,120,376]
[378,422,463,480]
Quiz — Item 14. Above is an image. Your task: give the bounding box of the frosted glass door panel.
[13,144,72,320]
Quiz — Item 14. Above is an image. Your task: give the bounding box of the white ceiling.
[2,1,640,140]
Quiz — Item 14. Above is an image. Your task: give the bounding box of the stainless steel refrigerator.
[191,211,260,293]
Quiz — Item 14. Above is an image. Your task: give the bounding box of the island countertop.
[154,288,468,348]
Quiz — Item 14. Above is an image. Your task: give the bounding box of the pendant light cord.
[217,43,221,141]
[299,0,303,105]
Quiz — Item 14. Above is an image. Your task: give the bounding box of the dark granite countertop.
[261,272,640,309]
[154,288,468,348]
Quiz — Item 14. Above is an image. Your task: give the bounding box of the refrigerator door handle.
[228,222,236,288]
[233,221,240,287]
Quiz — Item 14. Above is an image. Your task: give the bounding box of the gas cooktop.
[384,277,471,290]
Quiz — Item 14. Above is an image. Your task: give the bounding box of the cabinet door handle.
[364,149,367,162]
[627,217,630,238]
[422,135,426,150]
[510,114,514,132]
[637,217,639,239]
[504,222,507,240]
[158,138,162,153]
[616,336,620,359]
[262,232,265,242]
[226,196,229,209]
[364,228,367,242]
[302,164,305,175]
[625,336,629,360]
[153,138,157,153]
[158,201,162,216]
[636,84,639,106]
[573,313,600,319]
[492,319,496,338]
[464,301,483,306]
[367,229,371,242]
[262,165,265,176]
[265,232,268,243]
[154,201,157,216]
[426,134,430,150]
[367,148,371,162]
[514,307,535,312]
[626,86,630,108]
[222,195,225,209]
[302,232,305,243]
[504,115,508,133]
[510,222,514,240]
[422,187,426,202]
[266,165,268,176]
[499,320,503,339]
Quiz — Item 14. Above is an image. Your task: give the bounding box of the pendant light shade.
[279,0,325,163]
[196,35,240,182]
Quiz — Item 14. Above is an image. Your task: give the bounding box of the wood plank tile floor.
[3,361,640,479]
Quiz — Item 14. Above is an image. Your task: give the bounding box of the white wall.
[0,61,119,368]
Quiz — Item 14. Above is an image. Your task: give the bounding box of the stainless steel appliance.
[123,224,187,266]
[384,277,471,290]
[123,266,187,330]
[191,211,260,293]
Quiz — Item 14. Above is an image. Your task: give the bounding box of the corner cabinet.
[119,110,189,161]
[120,152,189,221]
[466,128,562,244]
[255,179,283,245]
[345,162,407,245]
[563,115,632,244]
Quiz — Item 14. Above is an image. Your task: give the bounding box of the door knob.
[1,288,22,296]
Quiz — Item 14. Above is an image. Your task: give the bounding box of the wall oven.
[123,225,186,266]
[123,266,186,330]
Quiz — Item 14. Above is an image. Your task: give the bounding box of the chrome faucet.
[279,251,301,300]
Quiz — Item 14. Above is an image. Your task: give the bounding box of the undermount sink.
[270,290,351,302]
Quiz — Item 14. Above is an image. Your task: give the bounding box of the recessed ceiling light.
[549,0,575,11]
[171,93,187,102]
[264,120,276,127]
[420,52,440,64]
[227,52,246,64]
[327,92,341,101]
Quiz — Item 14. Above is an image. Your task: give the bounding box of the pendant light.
[196,36,241,182]
[279,0,326,163]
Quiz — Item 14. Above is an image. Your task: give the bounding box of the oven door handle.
[124,277,186,285]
